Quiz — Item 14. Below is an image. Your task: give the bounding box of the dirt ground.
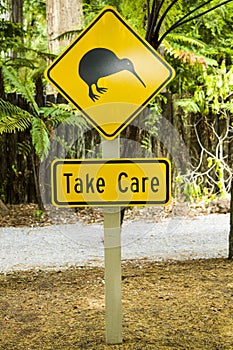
[0,196,230,228]
[0,200,232,349]
[0,258,233,349]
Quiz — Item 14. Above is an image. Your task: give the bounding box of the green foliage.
[203,63,233,115]
[0,20,24,52]
[82,0,109,24]
[177,62,233,116]
[0,99,32,133]
[83,0,146,34]
[41,103,88,129]
[120,0,147,35]
[33,208,44,219]
[23,0,47,52]
[159,1,233,97]
[2,66,39,113]
[18,141,32,157]
[31,117,50,160]
[141,99,163,152]
[52,135,77,159]
[176,99,200,114]
[0,98,88,160]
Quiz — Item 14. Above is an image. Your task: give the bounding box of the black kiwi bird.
[78,48,146,102]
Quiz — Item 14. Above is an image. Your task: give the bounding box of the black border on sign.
[52,159,171,207]
[46,8,174,139]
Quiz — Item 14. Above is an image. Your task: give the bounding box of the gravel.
[0,213,229,272]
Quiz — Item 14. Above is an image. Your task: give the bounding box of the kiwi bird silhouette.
[78,48,146,102]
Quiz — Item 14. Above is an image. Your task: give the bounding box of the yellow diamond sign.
[45,6,175,140]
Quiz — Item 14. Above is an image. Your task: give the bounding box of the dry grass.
[1,258,233,349]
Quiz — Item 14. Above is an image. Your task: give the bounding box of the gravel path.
[0,213,229,272]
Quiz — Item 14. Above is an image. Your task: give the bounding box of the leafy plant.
[0,64,88,209]
[0,98,32,132]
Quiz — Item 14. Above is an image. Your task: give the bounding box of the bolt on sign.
[51,159,171,207]
[45,6,175,140]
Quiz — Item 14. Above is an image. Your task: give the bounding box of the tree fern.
[0,98,32,133]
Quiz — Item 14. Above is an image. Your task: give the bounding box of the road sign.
[45,6,175,140]
[51,158,171,207]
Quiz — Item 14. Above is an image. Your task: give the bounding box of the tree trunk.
[35,76,44,107]
[9,0,24,55]
[228,178,233,259]
[31,151,45,211]
[0,66,5,99]
[46,0,84,54]
[10,0,23,24]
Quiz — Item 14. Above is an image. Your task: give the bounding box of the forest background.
[0,0,233,216]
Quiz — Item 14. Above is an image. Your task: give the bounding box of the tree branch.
[157,0,233,47]
[146,0,166,43]
[166,0,215,34]
[146,0,151,23]
[151,0,179,48]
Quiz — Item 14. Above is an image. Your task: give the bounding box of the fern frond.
[52,135,76,158]
[5,57,36,69]
[0,98,32,133]
[62,114,88,128]
[166,33,206,48]
[31,117,50,160]
[2,66,39,115]
[54,29,82,42]
[176,98,201,114]
[21,47,56,61]
[18,141,31,156]
[164,40,217,67]
[41,103,88,129]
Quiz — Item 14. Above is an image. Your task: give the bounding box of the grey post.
[102,136,122,344]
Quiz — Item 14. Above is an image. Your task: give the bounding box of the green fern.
[164,38,218,67]
[166,33,206,49]
[52,135,76,158]
[31,117,50,160]
[18,141,32,156]
[61,114,88,128]
[54,29,83,42]
[2,66,39,115]
[0,98,32,133]
[41,103,88,129]
[176,98,201,114]
[5,57,36,70]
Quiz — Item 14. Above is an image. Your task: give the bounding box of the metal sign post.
[102,137,122,344]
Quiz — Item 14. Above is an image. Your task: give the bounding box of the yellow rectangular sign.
[52,159,171,207]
